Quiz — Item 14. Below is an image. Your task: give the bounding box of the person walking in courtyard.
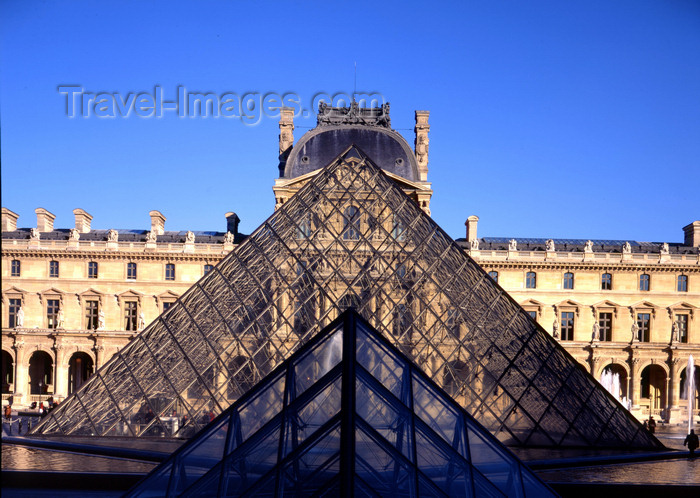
[648,416,656,434]
[684,429,699,455]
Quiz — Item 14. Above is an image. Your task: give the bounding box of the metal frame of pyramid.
[32,144,661,449]
[126,310,557,497]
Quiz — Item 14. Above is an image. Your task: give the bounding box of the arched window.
[68,352,94,395]
[677,275,688,292]
[525,272,537,289]
[639,274,650,291]
[296,214,311,239]
[2,350,13,393]
[488,271,498,283]
[342,206,360,240]
[563,272,574,290]
[392,215,406,241]
[601,273,612,290]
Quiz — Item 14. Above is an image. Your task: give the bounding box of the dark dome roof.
[284,126,419,181]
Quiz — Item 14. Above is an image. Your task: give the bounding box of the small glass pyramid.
[32,145,660,449]
[126,310,557,497]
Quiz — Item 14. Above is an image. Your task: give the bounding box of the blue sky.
[2,0,699,242]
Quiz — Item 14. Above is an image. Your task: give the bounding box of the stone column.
[630,357,641,409]
[668,357,682,423]
[54,344,68,400]
[13,340,27,405]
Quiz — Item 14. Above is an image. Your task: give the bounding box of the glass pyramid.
[32,145,660,449]
[126,310,557,497]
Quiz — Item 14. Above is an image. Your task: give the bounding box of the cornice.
[1,247,231,262]
[478,260,699,272]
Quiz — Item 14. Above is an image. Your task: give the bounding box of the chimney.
[35,207,56,232]
[149,210,166,235]
[1,208,19,232]
[683,220,700,247]
[414,110,430,181]
[465,215,479,242]
[226,212,240,235]
[278,107,295,177]
[73,208,93,233]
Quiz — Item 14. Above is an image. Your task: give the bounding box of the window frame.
[636,312,651,342]
[204,264,214,276]
[342,205,361,241]
[677,275,688,292]
[47,298,60,329]
[124,300,138,331]
[639,273,650,292]
[88,261,98,279]
[598,312,613,342]
[49,260,60,278]
[8,298,22,328]
[563,272,574,290]
[165,263,175,281]
[11,260,21,277]
[127,262,137,280]
[676,314,689,343]
[525,271,537,289]
[601,272,613,291]
[560,311,575,341]
[85,299,99,330]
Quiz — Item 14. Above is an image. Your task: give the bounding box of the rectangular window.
[49,261,59,278]
[677,275,688,292]
[637,313,651,342]
[88,261,98,279]
[639,274,650,291]
[47,299,60,329]
[8,298,21,328]
[527,310,537,321]
[85,300,99,330]
[560,312,574,341]
[124,301,138,331]
[127,262,137,280]
[525,272,537,289]
[163,301,174,312]
[204,264,213,276]
[488,271,498,283]
[599,312,613,342]
[677,314,689,343]
[563,272,574,290]
[165,264,175,281]
[601,273,612,290]
[11,260,21,277]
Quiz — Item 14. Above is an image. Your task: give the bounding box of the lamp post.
[38,380,43,405]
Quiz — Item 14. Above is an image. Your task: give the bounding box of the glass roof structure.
[127,310,557,497]
[32,145,660,449]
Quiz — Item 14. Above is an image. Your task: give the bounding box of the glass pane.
[294,326,343,397]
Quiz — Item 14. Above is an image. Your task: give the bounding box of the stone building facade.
[461,219,700,423]
[1,207,241,407]
[2,104,699,425]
